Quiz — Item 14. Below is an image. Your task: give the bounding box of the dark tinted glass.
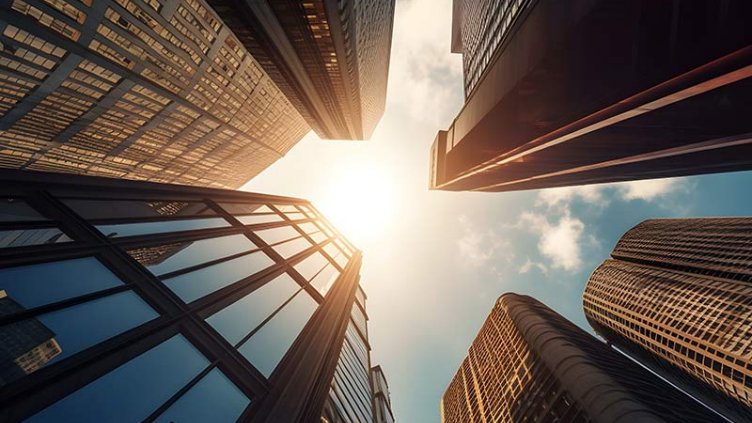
[97,217,230,238]
[0,198,46,221]
[62,199,214,220]
[0,228,71,248]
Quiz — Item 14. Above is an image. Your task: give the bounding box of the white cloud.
[457,215,508,267]
[519,211,585,271]
[614,177,685,201]
[537,185,606,208]
[518,258,548,274]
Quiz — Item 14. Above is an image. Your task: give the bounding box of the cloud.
[518,258,548,274]
[457,215,508,267]
[614,177,685,201]
[537,185,606,208]
[519,211,585,271]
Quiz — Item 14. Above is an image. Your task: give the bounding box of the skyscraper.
[430,0,752,192]
[209,0,395,140]
[441,293,720,423]
[583,218,752,423]
[371,365,395,423]
[0,169,386,422]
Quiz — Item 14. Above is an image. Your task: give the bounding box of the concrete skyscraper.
[430,0,752,192]
[441,293,720,423]
[584,218,752,423]
[0,169,386,422]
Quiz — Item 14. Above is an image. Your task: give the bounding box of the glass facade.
[0,0,309,189]
[0,170,386,422]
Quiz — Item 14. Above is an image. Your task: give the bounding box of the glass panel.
[63,199,214,220]
[294,253,328,281]
[255,225,300,245]
[310,264,339,296]
[239,290,318,378]
[0,228,71,248]
[219,203,274,215]
[26,335,208,422]
[273,205,299,213]
[297,222,319,235]
[207,274,301,346]
[355,285,366,308]
[273,237,312,259]
[0,257,123,309]
[237,214,283,225]
[129,234,256,276]
[97,217,230,238]
[351,305,368,339]
[283,212,306,221]
[0,291,157,385]
[309,231,327,244]
[155,368,250,423]
[0,198,46,221]
[163,251,274,303]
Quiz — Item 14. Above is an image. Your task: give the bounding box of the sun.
[315,162,396,246]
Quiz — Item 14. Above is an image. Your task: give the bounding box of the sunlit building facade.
[441,293,720,423]
[0,169,385,422]
[0,0,310,188]
[209,0,395,140]
[583,218,752,423]
[431,0,752,192]
[371,365,395,423]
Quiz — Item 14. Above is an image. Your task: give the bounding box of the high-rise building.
[441,293,720,423]
[208,0,395,140]
[583,218,752,423]
[0,169,386,423]
[431,0,752,192]
[371,365,395,423]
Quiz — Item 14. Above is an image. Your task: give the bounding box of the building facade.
[371,365,395,423]
[0,0,311,188]
[441,293,720,423]
[208,0,395,140]
[431,0,752,192]
[583,218,752,423]
[0,169,385,423]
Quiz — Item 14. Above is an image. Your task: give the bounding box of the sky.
[243,0,752,421]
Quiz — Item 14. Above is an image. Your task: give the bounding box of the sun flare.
[315,162,396,245]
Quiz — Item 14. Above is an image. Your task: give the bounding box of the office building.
[0,169,385,422]
[431,0,752,192]
[441,293,719,423]
[0,0,311,188]
[371,366,395,423]
[583,218,752,422]
[209,0,395,140]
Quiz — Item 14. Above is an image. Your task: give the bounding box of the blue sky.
[243,0,752,421]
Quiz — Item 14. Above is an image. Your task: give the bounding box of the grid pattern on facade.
[0,0,309,189]
[0,171,364,422]
[584,219,752,422]
[371,365,394,423]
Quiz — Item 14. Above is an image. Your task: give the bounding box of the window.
[256,225,301,245]
[154,368,250,422]
[0,198,72,248]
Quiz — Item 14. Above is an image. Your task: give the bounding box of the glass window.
[219,203,275,215]
[129,234,257,276]
[0,198,46,221]
[26,335,208,422]
[273,237,312,258]
[0,228,72,248]
[0,257,123,309]
[355,285,366,308]
[255,225,300,245]
[154,368,250,423]
[310,264,339,296]
[273,205,299,213]
[282,212,306,221]
[163,251,274,303]
[237,214,283,225]
[308,231,327,244]
[62,199,214,220]
[207,274,301,346]
[239,290,318,378]
[297,222,319,235]
[0,290,158,386]
[294,253,328,281]
[351,305,368,339]
[97,217,230,238]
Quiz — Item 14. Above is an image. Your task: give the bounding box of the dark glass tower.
[0,169,385,422]
[431,0,752,192]
[441,293,720,423]
[208,0,395,140]
[584,218,752,423]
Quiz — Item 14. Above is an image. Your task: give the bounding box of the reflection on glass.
[0,198,46,221]
[207,274,301,346]
[294,253,328,281]
[256,225,301,245]
[273,205,299,213]
[283,212,306,221]
[273,237,312,258]
[239,290,318,378]
[351,304,368,338]
[130,234,256,276]
[297,222,319,235]
[237,214,283,225]
[163,251,275,303]
[0,228,72,249]
[155,368,250,423]
[310,264,340,296]
[219,203,274,215]
[26,335,208,422]
[308,231,327,244]
[97,217,230,238]
[0,257,123,309]
[62,199,214,220]
[355,285,366,308]
[324,243,349,268]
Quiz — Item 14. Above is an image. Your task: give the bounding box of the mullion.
[0,221,59,230]
[86,213,220,226]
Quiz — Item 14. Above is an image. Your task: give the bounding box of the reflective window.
[255,225,300,245]
[282,212,306,221]
[308,231,327,244]
[351,305,368,339]
[129,234,257,276]
[0,198,73,248]
[219,203,274,215]
[237,214,283,225]
[0,228,72,248]
[239,290,318,377]
[62,199,214,220]
[294,253,329,281]
[207,274,301,346]
[0,257,123,309]
[155,369,250,423]
[97,217,230,238]
[163,251,274,303]
[26,335,208,422]
[273,237,312,258]
[355,285,366,308]
[273,205,299,213]
[310,264,340,296]
[0,198,46,221]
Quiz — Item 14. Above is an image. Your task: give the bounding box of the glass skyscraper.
[584,218,752,423]
[441,293,720,423]
[0,169,385,422]
[431,0,752,192]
